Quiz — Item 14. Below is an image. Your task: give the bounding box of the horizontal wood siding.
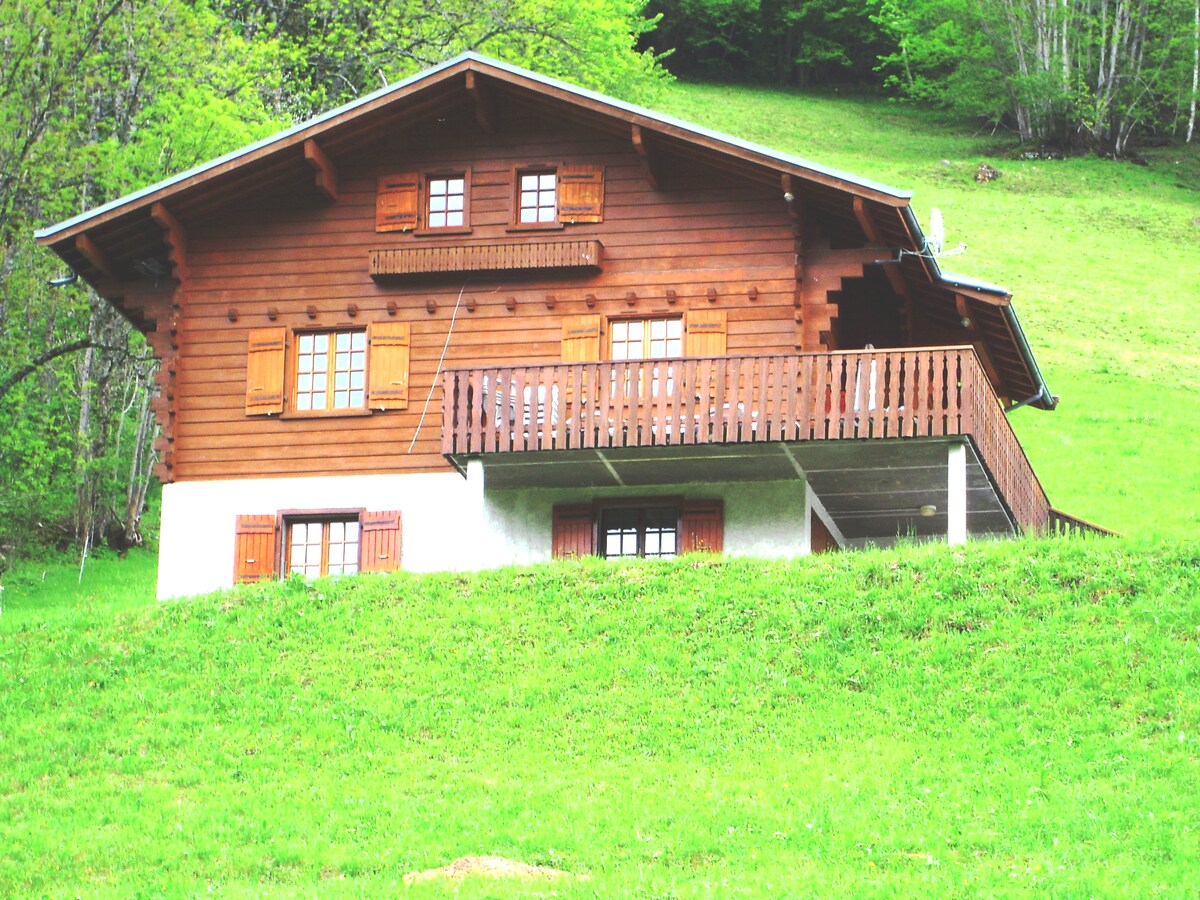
[442,346,1052,533]
[170,121,800,480]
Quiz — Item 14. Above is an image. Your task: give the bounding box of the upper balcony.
[442,346,1053,542]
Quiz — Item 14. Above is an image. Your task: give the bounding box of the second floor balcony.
[442,346,1052,541]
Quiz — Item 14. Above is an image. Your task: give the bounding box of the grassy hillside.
[3,539,1198,895]
[658,84,1200,538]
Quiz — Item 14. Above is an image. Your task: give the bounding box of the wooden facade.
[35,53,1076,582]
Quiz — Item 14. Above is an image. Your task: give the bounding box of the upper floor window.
[518,170,557,224]
[426,175,466,228]
[610,317,683,360]
[294,330,366,412]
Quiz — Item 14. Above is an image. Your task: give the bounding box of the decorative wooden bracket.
[747,286,758,302]
[150,202,188,283]
[346,302,359,318]
[386,301,398,316]
[306,304,318,319]
[584,293,597,308]
[665,289,678,305]
[852,196,882,244]
[631,125,659,190]
[75,233,114,280]
[226,307,238,322]
[267,306,279,321]
[465,71,495,134]
[303,139,339,202]
[955,294,974,331]
[625,291,638,307]
[781,173,804,232]
[545,294,556,310]
[426,298,438,314]
[706,287,718,303]
[465,297,477,313]
[505,296,516,312]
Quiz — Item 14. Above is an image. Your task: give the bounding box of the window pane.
[314,334,328,353]
[448,178,464,194]
[539,174,555,190]
[538,206,555,222]
[521,174,539,190]
[298,334,313,354]
[429,211,446,227]
[429,179,447,196]
[446,210,463,226]
[429,195,446,212]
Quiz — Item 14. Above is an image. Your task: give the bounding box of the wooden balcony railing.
[442,347,1051,532]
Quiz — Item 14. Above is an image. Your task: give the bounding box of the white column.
[465,457,489,568]
[947,442,967,546]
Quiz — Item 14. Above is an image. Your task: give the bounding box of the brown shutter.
[245,327,287,416]
[560,314,602,362]
[377,172,420,232]
[558,165,604,223]
[234,515,277,582]
[367,321,410,410]
[680,500,723,554]
[685,310,728,358]
[360,510,401,573]
[552,504,595,558]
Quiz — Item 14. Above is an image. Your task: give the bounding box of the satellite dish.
[928,207,945,255]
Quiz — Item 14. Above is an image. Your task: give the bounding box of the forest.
[1,0,1197,564]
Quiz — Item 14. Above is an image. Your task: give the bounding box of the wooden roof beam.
[781,173,804,235]
[464,70,495,134]
[630,125,659,190]
[75,233,114,280]
[150,202,188,283]
[303,139,339,202]
[853,196,882,243]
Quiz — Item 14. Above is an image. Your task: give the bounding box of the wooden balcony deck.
[442,347,1051,533]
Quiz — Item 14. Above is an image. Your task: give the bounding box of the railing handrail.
[442,347,1051,532]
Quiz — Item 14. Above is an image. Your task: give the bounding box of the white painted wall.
[159,470,817,599]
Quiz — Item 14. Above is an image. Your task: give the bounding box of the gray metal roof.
[36,51,911,240]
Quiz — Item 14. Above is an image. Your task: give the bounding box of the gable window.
[294,330,366,412]
[426,175,466,228]
[518,170,557,223]
[287,517,360,577]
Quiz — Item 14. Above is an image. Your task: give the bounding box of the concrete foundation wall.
[159,470,829,599]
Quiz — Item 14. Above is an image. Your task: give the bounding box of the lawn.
[2,538,1198,895]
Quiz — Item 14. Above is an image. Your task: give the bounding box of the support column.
[465,457,489,568]
[947,442,967,546]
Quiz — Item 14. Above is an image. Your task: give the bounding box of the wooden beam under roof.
[630,125,659,190]
[75,233,114,279]
[150,202,188,282]
[853,196,881,243]
[303,139,339,202]
[464,70,495,134]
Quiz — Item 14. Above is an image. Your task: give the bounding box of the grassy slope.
[2,540,1199,896]
[656,84,1200,537]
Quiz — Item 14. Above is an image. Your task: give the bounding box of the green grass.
[658,84,1200,537]
[3,539,1199,895]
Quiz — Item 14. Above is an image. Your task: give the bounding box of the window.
[518,170,557,223]
[601,506,679,558]
[426,175,466,228]
[551,499,722,559]
[610,317,683,360]
[234,510,402,583]
[244,322,410,417]
[287,517,360,577]
[294,330,366,412]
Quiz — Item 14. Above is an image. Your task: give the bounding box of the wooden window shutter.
[245,327,287,416]
[377,172,420,232]
[234,515,277,583]
[558,165,604,223]
[552,504,595,558]
[685,310,728,358]
[680,500,723,554]
[360,510,401,573]
[560,314,602,362]
[367,321,410,410]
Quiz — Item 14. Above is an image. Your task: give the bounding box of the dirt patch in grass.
[402,855,587,884]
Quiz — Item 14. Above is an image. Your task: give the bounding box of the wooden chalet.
[36,53,1087,598]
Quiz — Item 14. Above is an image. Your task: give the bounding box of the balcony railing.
[442,347,1051,531]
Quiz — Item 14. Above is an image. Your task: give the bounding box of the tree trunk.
[1189,0,1198,143]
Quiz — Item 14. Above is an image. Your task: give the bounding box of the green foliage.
[2,539,1198,893]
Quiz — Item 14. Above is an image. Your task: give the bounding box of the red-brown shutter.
[377,172,420,232]
[561,314,602,362]
[367,321,410,410]
[680,500,723,554]
[360,510,401,573]
[558,165,604,224]
[245,327,287,416]
[234,515,277,582]
[552,504,595,558]
[685,310,728,358]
